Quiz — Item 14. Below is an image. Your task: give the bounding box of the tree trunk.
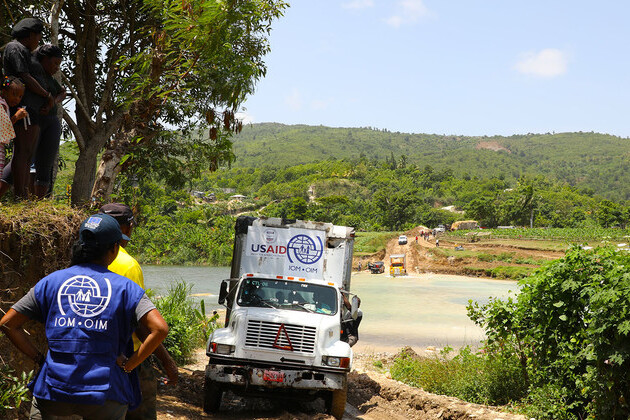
[90,134,128,204]
[71,144,99,206]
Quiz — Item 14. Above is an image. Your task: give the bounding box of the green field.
[353,231,401,256]
[447,227,630,241]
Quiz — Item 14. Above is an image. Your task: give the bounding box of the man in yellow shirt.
[100,203,178,420]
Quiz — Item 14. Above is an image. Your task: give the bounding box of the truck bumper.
[206,363,346,391]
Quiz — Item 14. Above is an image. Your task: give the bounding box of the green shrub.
[513,257,542,265]
[476,252,514,263]
[390,346,528,406]
[476,253,495,262]
[463,266,532,280]
[523,383,575,420]
[153,281,220,365]
[496,252,515,262]
[353,231,398,255]
[487,266,532,279]
[468,246,630,419]
[130,214,234,265]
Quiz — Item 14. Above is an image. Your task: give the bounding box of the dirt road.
[156,351,526,420]
[359,225,563,277]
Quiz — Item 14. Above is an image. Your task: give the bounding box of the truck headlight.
[322,356,350,368]
[210,342,235,355]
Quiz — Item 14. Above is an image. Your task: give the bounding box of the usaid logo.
[57,275,112,318]
[287,234,323,264]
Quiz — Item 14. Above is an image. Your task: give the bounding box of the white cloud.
[341,0,373,10]
[285,88,303,111]
[386,0,430,27]
[385,15,404,27]
[515,49,568,78]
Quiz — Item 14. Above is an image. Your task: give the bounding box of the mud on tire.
[325,385,347,420]
[203,375,223,413]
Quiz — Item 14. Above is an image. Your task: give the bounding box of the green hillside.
[232,124,630,200]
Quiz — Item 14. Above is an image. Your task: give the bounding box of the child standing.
[0,76,28,176]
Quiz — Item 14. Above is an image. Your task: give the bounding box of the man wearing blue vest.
[0,214,169,419]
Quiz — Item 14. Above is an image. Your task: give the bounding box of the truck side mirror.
[218,280,229,305]
[351,295,359,320]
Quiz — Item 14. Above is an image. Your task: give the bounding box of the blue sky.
[240,1,630,137]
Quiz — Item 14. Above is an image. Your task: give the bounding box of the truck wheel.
[326,386,347,420]
[203,376,223,413]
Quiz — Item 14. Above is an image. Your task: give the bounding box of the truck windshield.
[237,278,338,315]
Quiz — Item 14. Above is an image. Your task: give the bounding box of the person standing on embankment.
[0,18,52,199]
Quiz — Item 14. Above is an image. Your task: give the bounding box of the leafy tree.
[465,196,497,227]
[515,176,537,228]
[264,196,308,220]
[468,246,630,419]
[372,188,416,230]
[2,0,286,205]
[597,199,622,228]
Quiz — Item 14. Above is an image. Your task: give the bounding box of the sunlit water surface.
[143,266,518,353]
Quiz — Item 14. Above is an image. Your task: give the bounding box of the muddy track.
[356,225,564,277]
[156,353,526,420]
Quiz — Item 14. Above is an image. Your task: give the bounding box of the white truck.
[204,216,358,419]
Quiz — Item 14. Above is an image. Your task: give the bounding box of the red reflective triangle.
[273,323,294,351]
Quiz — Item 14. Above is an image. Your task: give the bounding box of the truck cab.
[204,217,356,419]
[389,254,407,276]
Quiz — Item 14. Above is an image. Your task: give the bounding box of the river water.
[143,266,518,353]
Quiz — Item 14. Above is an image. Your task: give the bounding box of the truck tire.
[326,386,347,420]
[203,376,223,413]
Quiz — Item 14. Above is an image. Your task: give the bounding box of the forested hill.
[232,123,630,201]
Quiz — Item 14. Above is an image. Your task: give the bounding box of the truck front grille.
[245,320,317,353]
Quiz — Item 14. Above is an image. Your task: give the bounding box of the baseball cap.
[99,203,135,226]
[11,18,44,39]
[79,214,130,246]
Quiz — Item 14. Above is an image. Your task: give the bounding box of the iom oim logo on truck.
[287,234,323,264]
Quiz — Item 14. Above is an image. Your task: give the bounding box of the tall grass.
[390,346,528,406]
[152,281,220,365]
[354,231,400,255]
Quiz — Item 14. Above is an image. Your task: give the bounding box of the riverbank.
[354,225,566,280]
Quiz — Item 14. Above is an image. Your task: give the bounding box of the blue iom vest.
[30,264,146,408]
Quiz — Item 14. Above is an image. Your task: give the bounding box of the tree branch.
[61,72,94,130]
[96,45,121,126]
[62,108,85,151]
